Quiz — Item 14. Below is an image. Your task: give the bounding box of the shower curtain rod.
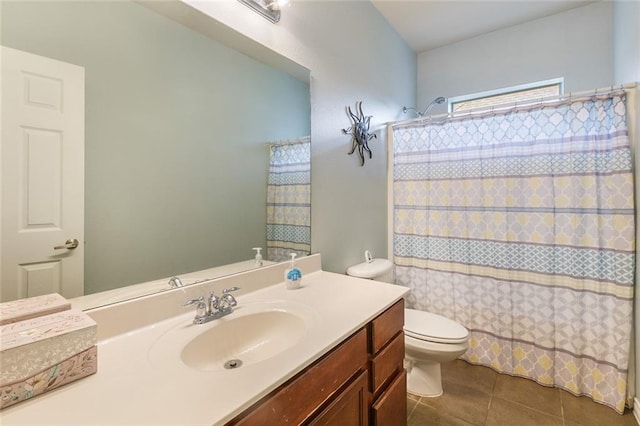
[266,135,311,147]
[390,82,638,128]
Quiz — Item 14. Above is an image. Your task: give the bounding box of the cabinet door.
[230,329,367,425]
[371,370,407,426]
[370,332,404,396]
[309,371,368,426]
[369,299,404,353]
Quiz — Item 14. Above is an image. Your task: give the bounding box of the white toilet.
[346,253,469,397]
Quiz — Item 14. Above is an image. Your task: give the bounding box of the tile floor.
[406,360,638,426]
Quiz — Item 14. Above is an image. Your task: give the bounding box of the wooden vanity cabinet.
[309,371,369,425]
[371,370,407,426]
[368,299,406,426]
[227,299,406,426]
[229,328,368,425]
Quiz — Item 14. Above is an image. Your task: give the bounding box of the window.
[447,78,564,113]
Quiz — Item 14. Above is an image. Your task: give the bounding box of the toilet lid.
[346,258,393,279]
[404,309,469,344]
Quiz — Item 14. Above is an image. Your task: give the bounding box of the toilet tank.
[346,254,394,283]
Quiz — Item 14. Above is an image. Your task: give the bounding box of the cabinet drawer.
[230,328,367,425]
[370,331,404,395]
[309,371,368,426]
[369,299,404,354]
[371,369,407,426]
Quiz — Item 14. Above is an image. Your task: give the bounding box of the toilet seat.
[404,309,468,344]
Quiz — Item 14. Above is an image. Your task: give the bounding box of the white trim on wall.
[447,77,564,113]
[387,124,394,265]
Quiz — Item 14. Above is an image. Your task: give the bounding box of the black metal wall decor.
[342,101,376,166]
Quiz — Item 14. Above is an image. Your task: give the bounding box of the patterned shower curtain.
[266,136,311,262]
[392,92,635,412]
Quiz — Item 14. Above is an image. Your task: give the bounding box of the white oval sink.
[148,299,317,373]
[181,310,306,371]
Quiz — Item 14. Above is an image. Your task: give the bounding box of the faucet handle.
[182,296,209,321]
[221,287,240,308]
[169,276,184,288]
[183,296,204,306]
[183,296,207,318]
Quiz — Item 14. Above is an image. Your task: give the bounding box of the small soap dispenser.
[285,253,302,290]
[253,247,263,267]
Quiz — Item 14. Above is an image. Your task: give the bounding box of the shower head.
[402,97,447,117]
[421,96,446,116]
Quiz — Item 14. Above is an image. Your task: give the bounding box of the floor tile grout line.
[560,390,566,426]
[491,371,498,395]
[485,394,494,426]
[486,367,497,426]
[406,404,416,420]
[406,395,420,421]
[491,393,565,422]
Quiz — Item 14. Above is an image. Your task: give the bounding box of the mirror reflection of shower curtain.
[391,89,635,413]
[266,136,311,262]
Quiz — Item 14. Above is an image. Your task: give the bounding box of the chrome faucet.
[168,276,184,288]
[208,291,220,313]
[183,287,240,325]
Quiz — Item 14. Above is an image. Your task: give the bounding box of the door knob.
[54,238,80,250]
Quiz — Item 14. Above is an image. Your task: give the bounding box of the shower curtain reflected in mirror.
[392,91,635,413]
[266,136,311,262]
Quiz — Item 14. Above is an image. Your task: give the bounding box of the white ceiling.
[371,0,596,53]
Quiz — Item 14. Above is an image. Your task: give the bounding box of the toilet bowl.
[403,308,468,397]
[346,252,469,397]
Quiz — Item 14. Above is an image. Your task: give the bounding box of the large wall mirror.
[0,0,311,308]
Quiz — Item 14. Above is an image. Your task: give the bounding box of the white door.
[1,46,85,302]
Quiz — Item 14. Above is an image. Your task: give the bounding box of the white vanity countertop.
[1,257,408,425]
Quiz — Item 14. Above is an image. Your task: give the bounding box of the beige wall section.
[184,0,417,274]
[613,0,640,86]
[629,84,640,419]
[612,0,640,413]
[416,1,614,116]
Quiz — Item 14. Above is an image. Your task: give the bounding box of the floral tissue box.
[0,309,97,409]
[0,293,71,326]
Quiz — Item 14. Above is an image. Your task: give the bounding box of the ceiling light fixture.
[238,0,287,23]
